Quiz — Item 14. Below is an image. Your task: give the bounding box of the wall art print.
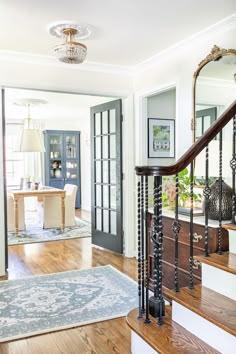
[148,118,175,158]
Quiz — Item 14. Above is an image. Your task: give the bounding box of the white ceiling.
[5,88,115,122]
[1,0,236,66]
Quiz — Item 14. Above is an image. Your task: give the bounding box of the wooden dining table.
[8,187,66,237]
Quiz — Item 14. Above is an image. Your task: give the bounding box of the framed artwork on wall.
[148,118,175,158]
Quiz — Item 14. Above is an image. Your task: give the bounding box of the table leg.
[61,195,65,232]
[14,198,19,237]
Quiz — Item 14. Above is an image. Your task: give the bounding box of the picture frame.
[148,118,175,158]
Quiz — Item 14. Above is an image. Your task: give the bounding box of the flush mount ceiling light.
[48,21,92,64]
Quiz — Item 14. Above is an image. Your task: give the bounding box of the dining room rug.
[0,265,137,342]
[8,214,91,246]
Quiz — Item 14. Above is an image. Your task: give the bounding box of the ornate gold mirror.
[192,45,236,142]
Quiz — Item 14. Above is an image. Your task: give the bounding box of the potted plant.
[163,168,202,214]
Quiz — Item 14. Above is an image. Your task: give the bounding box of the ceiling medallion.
[48,21,92,64]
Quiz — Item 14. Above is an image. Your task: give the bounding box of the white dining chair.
[7,194,26,232]
[42,184,78,228]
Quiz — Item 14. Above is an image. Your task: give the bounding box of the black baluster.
[141,176,145,313]
[218,131,223,255]
[157,176,165,326]
[172,173,181,292]
[231,116,236,224]
[144,176,151,324]
[203,145,211,257]
[137,180,142,318]
[149,176,165,323]
[189,163,194,290]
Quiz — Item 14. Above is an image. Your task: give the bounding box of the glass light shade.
[19,129,45,152]
[54,42,87,64]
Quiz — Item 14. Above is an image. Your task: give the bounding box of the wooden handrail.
[136,99,236,176]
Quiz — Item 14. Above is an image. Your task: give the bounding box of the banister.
[135,99,236,176]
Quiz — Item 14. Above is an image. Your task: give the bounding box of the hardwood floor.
[1,216,137,354]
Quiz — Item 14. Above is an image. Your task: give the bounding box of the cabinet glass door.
[49,134,63,179]
[64,134,78,179]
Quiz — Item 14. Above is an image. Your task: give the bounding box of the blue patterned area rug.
[0,265,137,342]
[8,216,91,246]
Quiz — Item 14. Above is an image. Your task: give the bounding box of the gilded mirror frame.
[192,45,236,143]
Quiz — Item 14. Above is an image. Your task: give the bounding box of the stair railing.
[135,99,236,325]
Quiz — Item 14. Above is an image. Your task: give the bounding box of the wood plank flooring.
[0,210,137,354]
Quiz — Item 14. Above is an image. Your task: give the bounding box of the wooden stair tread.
[165,284,236,336]
[222,223,236,231]
[195,252,236,275]
[127,306,220,354]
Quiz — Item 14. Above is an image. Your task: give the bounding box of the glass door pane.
[91,99,122,253]
[65,135,77,159]
[49,134,62,179]
[49,134,62,158]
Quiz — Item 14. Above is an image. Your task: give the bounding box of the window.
[6,132,24,187]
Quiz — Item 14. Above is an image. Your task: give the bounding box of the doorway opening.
[4,87,123,268]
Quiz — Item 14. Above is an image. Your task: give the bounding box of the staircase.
[127,101,236,354]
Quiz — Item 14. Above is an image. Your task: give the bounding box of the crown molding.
[134,12,236,74]
[0,50,135,77]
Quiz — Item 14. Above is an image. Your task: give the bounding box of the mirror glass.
[193,47,236,142]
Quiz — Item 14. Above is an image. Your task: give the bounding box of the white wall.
[147,88,176,166]
[0,92,6,275]
[134,23,236,164]
[0,59,133,97]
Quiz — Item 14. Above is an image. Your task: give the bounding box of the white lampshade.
[19,128,45,152]
[194,140,232,178]
[13,99,46,153]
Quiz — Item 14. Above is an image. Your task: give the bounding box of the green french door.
[90,99,123,253]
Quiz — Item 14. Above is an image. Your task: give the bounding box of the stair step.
[222,223,236,231]
[195,252,236,275]
[165,284,236,337]
[127,306,220,354]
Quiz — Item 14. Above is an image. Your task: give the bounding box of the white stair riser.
[131,331,158,354]
[172,301,236,354]
[229,229,236,254]
[202,263,236,301]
